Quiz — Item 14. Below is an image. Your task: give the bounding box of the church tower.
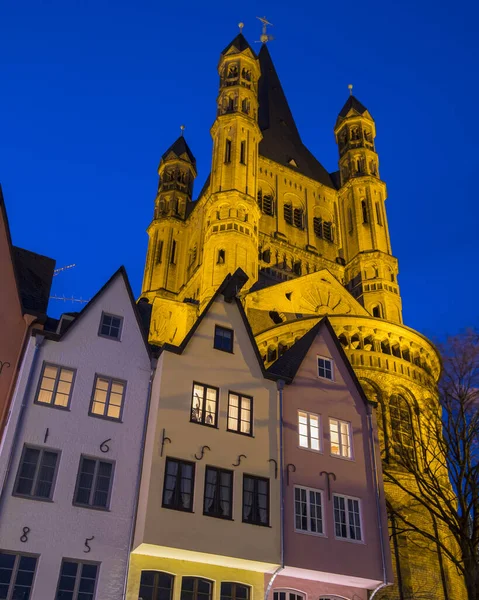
[141,135,197,301]
[199,33,263,305]
[335,94,403,324]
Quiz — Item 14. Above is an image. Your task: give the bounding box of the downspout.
[122,357,157,600]
[367,406,391,599]
[0,334,44,516]
[264,379,286,600]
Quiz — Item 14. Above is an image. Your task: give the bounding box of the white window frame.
[333,493,363,543]
[297,410,321,452]
[273,590,306,600]
[329,418,353,459]
[317,356,334,380]
[294,485,325,536]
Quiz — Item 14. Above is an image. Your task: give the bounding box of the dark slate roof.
[12,247,55,316]
[221,33,256,57]
[338,95,370,119]
[258,45,334,189]
[161,135,196,166]
[329,170,341,189]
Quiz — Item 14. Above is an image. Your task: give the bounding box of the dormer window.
[214,325,234,353]
[317,356,333,380]
[98,313,123,341]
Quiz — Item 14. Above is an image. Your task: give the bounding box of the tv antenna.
[54,263,76,276]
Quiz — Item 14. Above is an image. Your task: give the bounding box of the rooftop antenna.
[54,263,76,276]
[180,124,185,137]
[256,16,274,44]
[50,295,89,304]
[348,84,353,96]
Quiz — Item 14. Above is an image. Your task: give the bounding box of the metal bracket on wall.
[268,458,278,479]
[195,445,211,460]
[286,463,296,486]
[160,428,171,457]
[320,471,337,501]
[232,454,247,467]
[84,536,94,553]
[44,428,49,444]
[0,361,11,376]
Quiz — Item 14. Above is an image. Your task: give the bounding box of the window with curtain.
[220,583,250,600]
[73,456,114,509]
[333,494,362,541]
[180,578,212,600]
[139,571,174,600]
[273,591,305,600]
[294,486,324,534]
[227,393,253,435]
[0,552,37,600]
[191,383,218,427]
[14,445,59,500]
[203,466,233,519]
[162,458,195,512]
[242,475,269,526]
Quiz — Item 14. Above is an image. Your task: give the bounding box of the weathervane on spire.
[180,124,185,137]
[238,22,244,33]
[256,16,274,44]
[348,84,353,96]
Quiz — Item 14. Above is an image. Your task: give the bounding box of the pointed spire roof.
[337,95,372,120]
[161,135,196,166]
[221,33,256,57]
[257,45,334,188]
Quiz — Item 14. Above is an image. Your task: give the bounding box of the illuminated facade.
[139,30,466,599]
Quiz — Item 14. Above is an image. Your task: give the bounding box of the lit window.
[298,411,321,451]
[221,583,250,600]
[329,418,352,459]
[98,313,123,340]
[14,446,59,500]
[317,357,333,380]
[181,577,213,600]
[73,456,114,509]
[191,383,218,427]
[204,466,233,519]
[139,571,174,600]
[90,376,125,421]
[228,392,253,435]
[35,363,75,409]
[294,485,324,534]
[55,560,99,600]
[243,475,269,526]
[273,591,305,600]
[214,325,234,353]
[162,458,195,512]
[333,494,362,541]
[0,552,37,600]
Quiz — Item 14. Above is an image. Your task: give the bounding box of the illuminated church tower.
[140,26,466,600]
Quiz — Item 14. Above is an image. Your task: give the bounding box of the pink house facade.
[267,318,392,600]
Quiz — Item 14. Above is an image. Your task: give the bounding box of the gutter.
[367,408,392,599]
[122,357,157,600]
[0,334,44,516]
[264,379,286,600]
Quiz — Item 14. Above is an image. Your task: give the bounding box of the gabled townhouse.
[0,267,155,600]
[267,318,393,600]
[0,188,55,439]
[127,269,282,600]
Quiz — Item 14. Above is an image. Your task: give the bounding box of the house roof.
[257,45,334,188]
[267,316,374,406]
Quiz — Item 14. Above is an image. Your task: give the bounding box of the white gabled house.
[0,267,155,600]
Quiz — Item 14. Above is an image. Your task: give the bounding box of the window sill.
[294,528,327,538]
[34,401,71,412]
[330,453,354,462]
[203,512,233,521]
[227,428,253,438]
[72,503,110,512]
[98,334,122,342]
[190,420,218,429]
[12,493,54,503]
[161,504,194,513]
[317,376,334,382]
[242,520,271,528]
[298,445,322,454]
[334,536,365,545]
[88,412,123,424]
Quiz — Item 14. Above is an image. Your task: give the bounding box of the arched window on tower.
[361,200,368,224]
[217,249,226,264]
[389,395,414,460]
[284,203,293,225]
[293,207,304,229]
[372,304,382,318]
[224,139,232,163]
[257,189,275,216]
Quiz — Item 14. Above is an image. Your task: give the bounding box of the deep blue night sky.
[1,0,477,341]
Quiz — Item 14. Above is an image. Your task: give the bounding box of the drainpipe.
[264,379,286,600]
[367,406,391,600]
[0,334,44,516]
[122,357,157,600]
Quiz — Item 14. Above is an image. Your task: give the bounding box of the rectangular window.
[14,446,59,500]
[243,475,269,526]
[329,418,352,459]
[227,392,253,435]
[293,208,303,229]
[273,591,304,600]
[333,494,362,541]
[214,325,234,353]
[313,216,323,238]
[90,375,125,421]
[298,411,321,451]
[348,207,353,233]
[203,466,233,519]
[35,363,75,409]
[73,456,114,510]
[139,571,174,600]
[221,583,250,600]
[162,457,195,512]
[294,485,324,535]
[283,204,292,225]
[191,383,218,427]
[240,141,246,164]
[375,202,382,226]
[317,356,333,380]
[225,139,232,163]
[55,560,99,600]
[181,577,212,600]
[156,240,164,264]
[98,313,123,340]
[0,552,37,600]
[170,240,177,265]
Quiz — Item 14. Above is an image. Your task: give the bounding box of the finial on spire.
[238,22,244,33]
[180,124,185,137]
[256,16,274,44]
[348,84,353,96]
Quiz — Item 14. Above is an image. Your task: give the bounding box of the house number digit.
[20,527,30,543]
[100,439,111,453]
